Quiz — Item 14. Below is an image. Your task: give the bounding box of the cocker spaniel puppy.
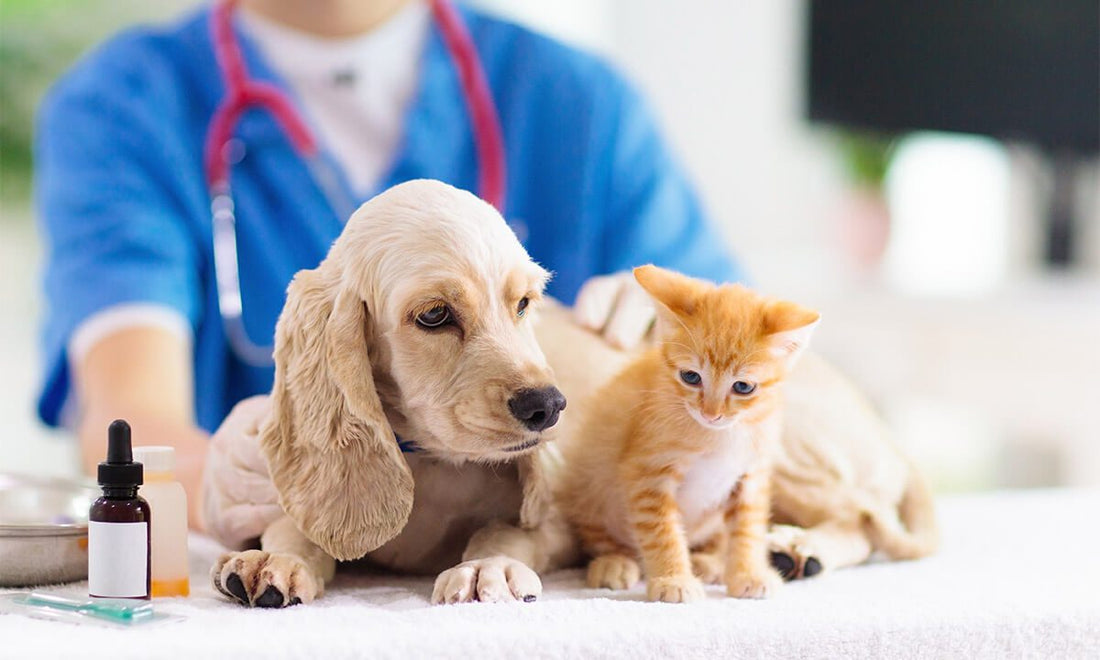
[210,180,576,607]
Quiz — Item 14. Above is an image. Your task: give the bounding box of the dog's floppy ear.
[260,266,413,561]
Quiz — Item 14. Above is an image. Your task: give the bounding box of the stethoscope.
[204,0,506,366]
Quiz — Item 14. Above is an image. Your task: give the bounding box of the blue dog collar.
[396,435,420,454]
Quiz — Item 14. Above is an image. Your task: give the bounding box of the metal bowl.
[0,473,97,587]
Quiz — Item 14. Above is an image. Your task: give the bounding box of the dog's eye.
[732,381,756,395]
[416,305,452,329]
[517,296,530,318]
[680,370,702,386]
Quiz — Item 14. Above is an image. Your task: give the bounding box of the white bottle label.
[88,521,148,597]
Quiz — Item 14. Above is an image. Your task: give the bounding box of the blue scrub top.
[35,3,744,433]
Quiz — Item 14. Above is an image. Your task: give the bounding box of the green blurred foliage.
[1,1,80,205]
[0,0,187,213]
[836,131,899,190]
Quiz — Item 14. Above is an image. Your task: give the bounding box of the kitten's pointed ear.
[764,300,820,368]
[633,265,705,318]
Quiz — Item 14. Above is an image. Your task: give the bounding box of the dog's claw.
[767,524,827,581]
[225,572,249,604]
[770,551,797,581]
[255,585,285,608]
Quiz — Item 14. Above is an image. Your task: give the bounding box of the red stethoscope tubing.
[203,0,507,212]
[431,0,506,211]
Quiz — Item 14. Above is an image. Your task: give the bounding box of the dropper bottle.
[88,419,151,599]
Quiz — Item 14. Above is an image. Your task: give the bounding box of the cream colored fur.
[212,180,576,607]
[211,179,936,608]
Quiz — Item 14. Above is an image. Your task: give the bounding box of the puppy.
[211,180,576,607]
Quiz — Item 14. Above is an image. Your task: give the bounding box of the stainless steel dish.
[0,473,97,587]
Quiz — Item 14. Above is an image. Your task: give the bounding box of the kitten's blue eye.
[680,370,702,386]
[732,381,756,395]
[517,296,530,318]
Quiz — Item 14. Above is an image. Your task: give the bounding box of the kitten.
[559,265,819,603]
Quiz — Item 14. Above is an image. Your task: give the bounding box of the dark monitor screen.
[807,1,1100,153]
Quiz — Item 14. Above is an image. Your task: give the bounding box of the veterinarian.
[35,0,743,532]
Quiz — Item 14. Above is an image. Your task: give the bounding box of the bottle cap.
[97,420,143,487]
[132,446,175,474]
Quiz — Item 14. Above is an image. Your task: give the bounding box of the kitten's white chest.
[677,426,755,523]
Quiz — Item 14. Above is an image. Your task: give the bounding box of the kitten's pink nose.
[704,413,723,424]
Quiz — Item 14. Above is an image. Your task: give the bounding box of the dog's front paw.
[212,550,322,608]
[646,573,705,603]
[431,556,542,605]
[586,554,641,590]
[767,524,824,581]
[724,565,782,599]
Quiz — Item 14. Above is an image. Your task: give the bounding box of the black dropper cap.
[97,419,143,487]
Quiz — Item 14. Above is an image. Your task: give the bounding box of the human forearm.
[79,413,208,530]
[74,325,207,529]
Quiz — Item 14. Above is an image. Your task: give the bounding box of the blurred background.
[1,0,1098,490]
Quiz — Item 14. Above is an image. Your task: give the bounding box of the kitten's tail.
[864,468,939,560]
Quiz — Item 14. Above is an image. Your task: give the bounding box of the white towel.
[2,489,1098,659]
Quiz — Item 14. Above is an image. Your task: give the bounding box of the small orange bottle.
[132,446,190,597]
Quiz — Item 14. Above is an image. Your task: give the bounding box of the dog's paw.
[212,550,321,608]
[431,556,542,605]
[725,565,783,599]
[586,554,641,590]
[690,551,725,584]
[767,524,824,581]
[646,573,705,603]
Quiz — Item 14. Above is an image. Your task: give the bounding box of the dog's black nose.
[508,386,566,432]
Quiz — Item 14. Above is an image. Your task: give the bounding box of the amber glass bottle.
[88,420,151,599]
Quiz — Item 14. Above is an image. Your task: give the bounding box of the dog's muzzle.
[507,386,566,432]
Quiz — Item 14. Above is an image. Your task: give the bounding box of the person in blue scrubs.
[35,0,742,530]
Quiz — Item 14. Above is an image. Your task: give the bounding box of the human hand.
[202,396,284,550]
[572,271,655,349]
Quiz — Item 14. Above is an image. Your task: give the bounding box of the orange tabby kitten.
[559,265,819,603]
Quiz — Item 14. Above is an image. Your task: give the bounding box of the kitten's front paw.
[587,554,641,590]
[646,574,706,603]
[725,567,782,599]
[690,551,725,584]
[431,556,542,604]
[212,550,321,608]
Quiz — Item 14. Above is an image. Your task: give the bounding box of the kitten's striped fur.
[559,265,819,602]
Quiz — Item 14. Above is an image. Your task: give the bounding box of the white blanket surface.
[2,489,1097,659]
